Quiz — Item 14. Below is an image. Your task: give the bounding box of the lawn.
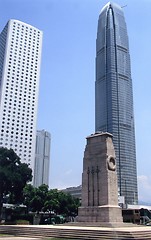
[47,238,79,240]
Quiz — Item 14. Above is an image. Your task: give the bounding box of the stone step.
[1,225,151,240]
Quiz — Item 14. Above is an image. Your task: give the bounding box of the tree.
[23,185,80,218]
[43,189,60,213]
[23,184,35,212]
[23,184,49,213]
[0,147,32,219]
[57,191,80,217]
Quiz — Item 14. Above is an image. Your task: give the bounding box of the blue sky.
[1,0,151,203]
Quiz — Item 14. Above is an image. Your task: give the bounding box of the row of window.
[13,21,40,33]
[0,133,33,140]
[11,34,40,41]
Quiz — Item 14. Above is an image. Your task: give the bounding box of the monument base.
[78,205,123,223]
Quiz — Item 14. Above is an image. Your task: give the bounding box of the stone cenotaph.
[78,132,123,224]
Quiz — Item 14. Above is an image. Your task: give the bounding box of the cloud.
[138,175,151,203]
[64,169,73,175]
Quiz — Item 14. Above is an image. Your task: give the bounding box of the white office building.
[34,130,51,187]
[0,19,43,179]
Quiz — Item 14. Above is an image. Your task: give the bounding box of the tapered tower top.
[100,2,123,15]
[98,1,126,36]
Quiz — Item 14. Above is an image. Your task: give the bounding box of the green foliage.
[0,147,32,218]
[23,184,49,212]
[43,189,60,213]
[23,185,80,217]
[11,213,33,224]
[15,219,29,225]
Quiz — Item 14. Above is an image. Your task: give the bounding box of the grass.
[46,238,79,240]
[0,234,13,236]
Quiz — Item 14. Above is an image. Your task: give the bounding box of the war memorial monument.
[78,132,123,225]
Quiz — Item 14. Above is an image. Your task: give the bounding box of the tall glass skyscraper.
[95,2,138,204]
[0,20,42,182]
[34,130,51,187]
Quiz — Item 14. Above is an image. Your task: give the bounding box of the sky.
[0,0,151,203]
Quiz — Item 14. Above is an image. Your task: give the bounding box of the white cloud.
[138,175,151,203]
[64,169,73,175]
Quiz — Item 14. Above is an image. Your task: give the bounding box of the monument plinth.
[78,132,123,224]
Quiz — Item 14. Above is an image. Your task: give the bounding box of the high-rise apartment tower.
[95,2,138,204]
[0,20,42,180]
[34,130,51,187]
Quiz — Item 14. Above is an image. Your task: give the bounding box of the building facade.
[34,130,51,187]
[95,2,138,204]
[0,20,42,179]
[61,185,82,201]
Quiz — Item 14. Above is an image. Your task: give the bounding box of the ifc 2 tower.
[95,2,138,204]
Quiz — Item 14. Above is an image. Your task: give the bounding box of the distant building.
[61,185,82,201]
[0,19,43,178]
[34,130,51,187]
[95,2,138,204]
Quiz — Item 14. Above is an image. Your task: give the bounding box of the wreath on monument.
[107,155,116,171]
